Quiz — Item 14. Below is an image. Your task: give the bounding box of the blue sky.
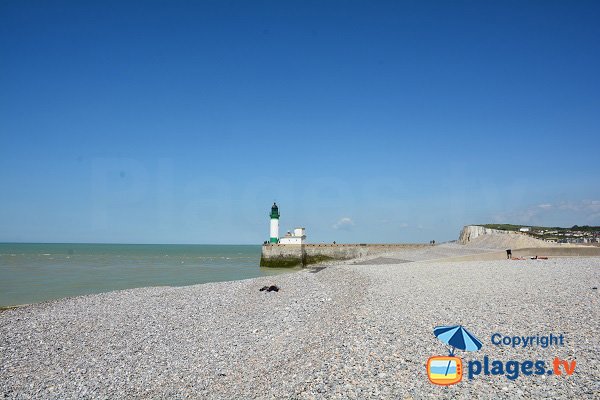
[1,1,599,244]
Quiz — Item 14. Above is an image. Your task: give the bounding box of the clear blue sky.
[1,1,599,244]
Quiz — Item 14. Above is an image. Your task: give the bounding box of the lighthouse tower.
[269,202,280,243]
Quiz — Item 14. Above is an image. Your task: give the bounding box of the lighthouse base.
[260,244,305,268]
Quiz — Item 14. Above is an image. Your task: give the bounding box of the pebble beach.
[1,243,599,399]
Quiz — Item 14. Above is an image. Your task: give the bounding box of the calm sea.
[0,243,292,307]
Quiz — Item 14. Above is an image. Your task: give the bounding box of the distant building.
[519,227,531,232]
[279,228,306,245]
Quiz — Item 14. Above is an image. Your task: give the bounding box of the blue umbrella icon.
[434,325,483,375]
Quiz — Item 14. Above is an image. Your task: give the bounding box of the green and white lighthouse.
[269,202,280,243]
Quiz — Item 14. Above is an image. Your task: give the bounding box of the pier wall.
[260,243,430,268]
[259,244,305,268]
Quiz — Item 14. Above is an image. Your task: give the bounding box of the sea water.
[0,243,292,307]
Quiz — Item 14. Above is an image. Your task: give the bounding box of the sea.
[0,243,293,308]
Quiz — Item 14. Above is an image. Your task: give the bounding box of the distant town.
[482,224,600,245]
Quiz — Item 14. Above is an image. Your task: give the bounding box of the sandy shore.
[1,244,599,399]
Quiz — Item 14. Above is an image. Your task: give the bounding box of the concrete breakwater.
[260,243,430,268]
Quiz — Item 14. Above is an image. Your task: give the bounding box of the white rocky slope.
[459,225,554,249]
